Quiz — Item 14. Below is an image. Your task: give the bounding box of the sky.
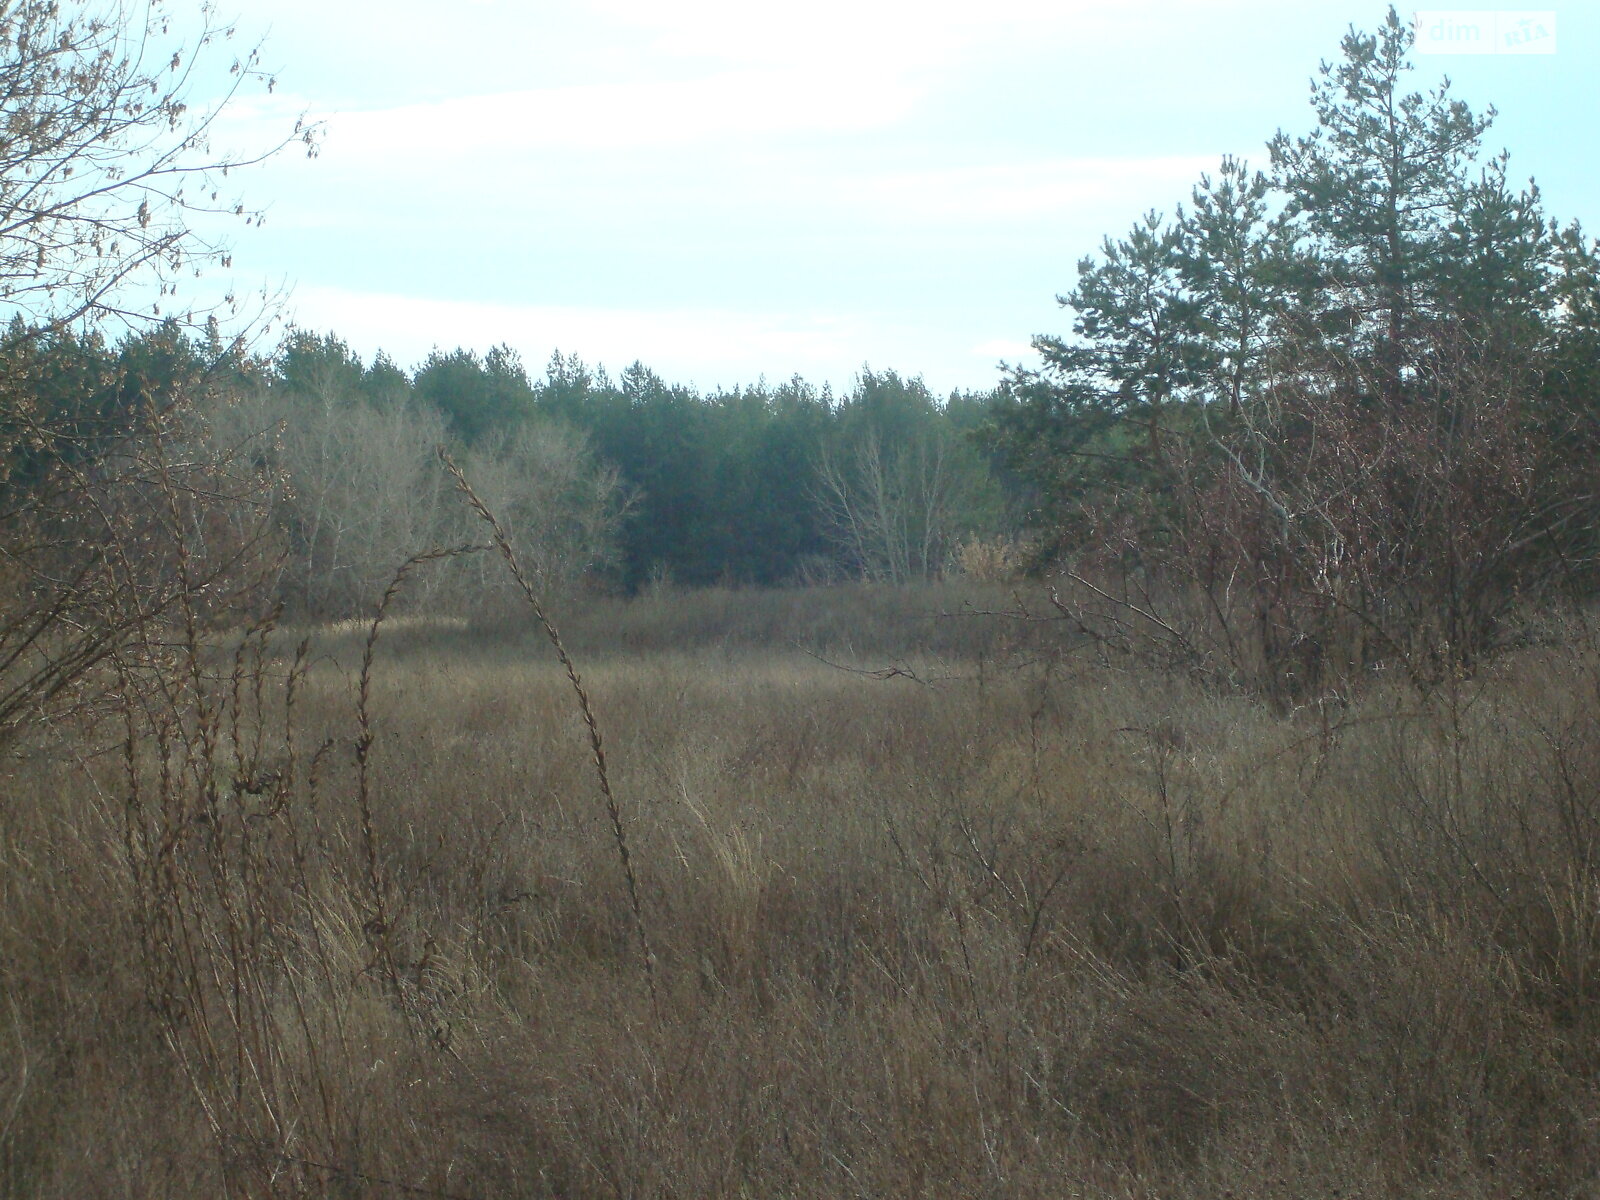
[194,1,1598,396]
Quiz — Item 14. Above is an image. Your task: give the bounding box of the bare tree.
[0,0,315,330]
[0,2,312,747]
[445,420,625,610]
[816,423,978,583]
[1048,317,1598,705]
[1213,322,1595,692]
[214,379,628,621]
[211,383,452,618]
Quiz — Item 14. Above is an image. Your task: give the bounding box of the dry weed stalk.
[355,542,486,1002]
[103,410,379,1193]
[116,607,339,1191]
[439,447,658,1009]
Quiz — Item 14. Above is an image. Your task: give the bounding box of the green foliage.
[7,318,1013,599]
[0,319,222,506]
[1267,8,1492,386]
[362,351,412,407]
[257,337,973,600]
[1178,157,1299,414]
[527,357,1004,589]
[988,5,1600,694]
[819,369,1003,582]
[412,344,538,443]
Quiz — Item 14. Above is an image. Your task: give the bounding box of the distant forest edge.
[2,319,1020,609]
[5,5,1600,692]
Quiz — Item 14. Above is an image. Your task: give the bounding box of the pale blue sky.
[205,2,1597,393]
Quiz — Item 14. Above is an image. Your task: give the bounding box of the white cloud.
[257,148,1227,244]
[971,338,1038,361]
[587,0,1125,73]
[843,156,1223,224]
[287,0,1145,163]
[285,286,868,387]
[280,287,1061,393]
[182,0,1337,396]
[324,68,919,159]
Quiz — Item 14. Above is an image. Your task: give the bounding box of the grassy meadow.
[4,580,1600,1197]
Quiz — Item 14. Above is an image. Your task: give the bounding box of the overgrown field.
[5,582,1600,1197]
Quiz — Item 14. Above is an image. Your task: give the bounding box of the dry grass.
[4,582,1600,1196]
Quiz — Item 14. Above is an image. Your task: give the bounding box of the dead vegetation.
[4,577,1600,1197]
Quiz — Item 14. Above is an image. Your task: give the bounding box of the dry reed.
[5,566,1600,1195]
[441,447,657,1010]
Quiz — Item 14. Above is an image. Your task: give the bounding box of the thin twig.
[356,543,487,999]
[439,448,659,1012]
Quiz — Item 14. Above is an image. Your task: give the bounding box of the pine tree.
[1267,6,1492,403]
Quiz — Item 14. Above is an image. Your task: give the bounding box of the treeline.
[1,318,1018,620]
[404,344,1009,590]
[7,4,1598,687]
[987,7,1600,699]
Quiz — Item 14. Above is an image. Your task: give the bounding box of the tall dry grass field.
[4,581,1600,1196]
